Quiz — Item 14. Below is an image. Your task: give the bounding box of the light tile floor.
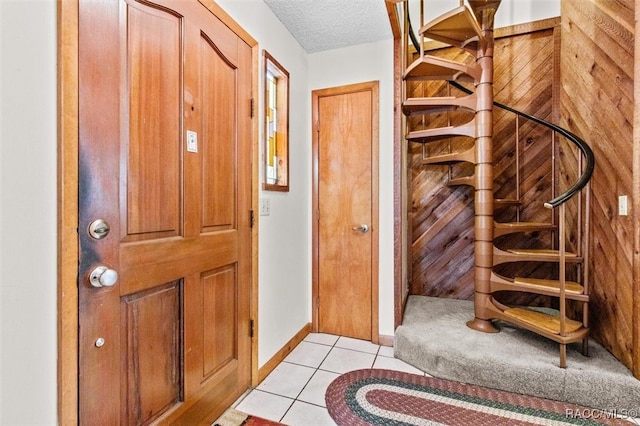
[231,333,426,425]
[231,333,640,426]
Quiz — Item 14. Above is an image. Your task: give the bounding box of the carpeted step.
[394,296,640,413]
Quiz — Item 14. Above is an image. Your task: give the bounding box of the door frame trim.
[57,2,79,423]
[311,81,380,344]
[57,1,259,422]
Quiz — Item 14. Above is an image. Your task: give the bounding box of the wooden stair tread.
[494,198,521,208]
[503,307,584,335]
[467,0,502,25]
[404,55,480,81]
[495,221,555,228]
[493,247,582,265]
[406,120,476,143]
[490,273,588,300]
[448,175,475,187]
[494,221,556,237]
[422,148,475,165]
[420,6,485,48]
[403,94,476,116]
[468,0,502,10]
[507,248,578,257]
[512,277,584,295]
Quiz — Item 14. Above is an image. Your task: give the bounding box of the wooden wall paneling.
[407,45,475,296]
[557,141,582,263]
[560,0,635,372]
[494,28,555,234]
[634,0,640,379]
[391,4,408,328]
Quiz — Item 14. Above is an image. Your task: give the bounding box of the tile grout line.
[239,335,414,424]
[277,335,341,423]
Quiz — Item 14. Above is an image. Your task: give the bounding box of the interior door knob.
[89,266,119,288]
[352,224,369,233]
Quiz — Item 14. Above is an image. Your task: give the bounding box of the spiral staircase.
[400,0,595,368]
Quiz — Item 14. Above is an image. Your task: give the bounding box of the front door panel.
[78,1,252,423]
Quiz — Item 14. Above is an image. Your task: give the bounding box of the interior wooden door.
[312,81,379,342]
[77,0,252,424]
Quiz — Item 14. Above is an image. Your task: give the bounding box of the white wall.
[0,0,58,424]
[495,0,560,28]
[308,40,396,337]
[215,0,313,367]
[221,1,398,357]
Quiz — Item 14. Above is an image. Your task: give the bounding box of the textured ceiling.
[262,0,393,53]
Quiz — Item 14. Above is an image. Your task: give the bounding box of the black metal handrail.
[449,81,594,208]
[406,7,594,209]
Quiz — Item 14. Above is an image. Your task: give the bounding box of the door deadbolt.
[88,219,110,239]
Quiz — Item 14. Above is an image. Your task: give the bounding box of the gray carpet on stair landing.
[394,295,640,414]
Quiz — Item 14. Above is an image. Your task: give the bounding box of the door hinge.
[250,209,255,228]
[249,319,255,338]
[250,98,255,118]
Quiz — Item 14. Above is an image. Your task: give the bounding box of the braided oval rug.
[325,369,634,426]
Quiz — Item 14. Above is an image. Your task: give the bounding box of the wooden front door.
[77,0,252,424]
[312,82,379,342]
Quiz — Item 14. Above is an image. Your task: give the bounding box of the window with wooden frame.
[263,50,289,191]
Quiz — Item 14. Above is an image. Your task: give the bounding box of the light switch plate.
[260,198,270,216]
[186,130,198,153]
[619,195,628,216]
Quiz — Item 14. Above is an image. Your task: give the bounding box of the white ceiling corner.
[262,0,393,53]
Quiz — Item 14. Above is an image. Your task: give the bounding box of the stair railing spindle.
[583,180,591,356]
[577,152,583,258]
[515,114,521,222]
[551,130,557,232]
[402,3,407,93]
[419,0,424,57]
[559,202,567,367]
